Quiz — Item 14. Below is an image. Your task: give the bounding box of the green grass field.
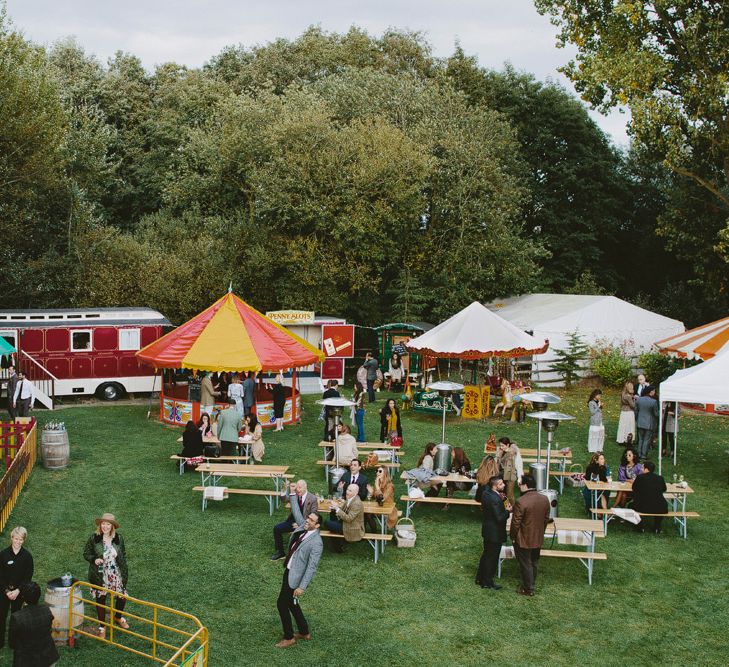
[1,388,727,666]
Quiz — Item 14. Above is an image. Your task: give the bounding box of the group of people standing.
[587,373,677,461]
[3,365,36,419]
[0,512,129,665]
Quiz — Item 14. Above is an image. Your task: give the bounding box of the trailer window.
[119,328,141,351]
[71,330,92,352]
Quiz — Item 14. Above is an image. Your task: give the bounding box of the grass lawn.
[1,387,727,666]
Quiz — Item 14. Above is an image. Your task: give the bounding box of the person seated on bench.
[444,447,473,510]
[632,461,667,534]
[244,413,265,462]
[336,459,368,500]
[582,452,611,513]
[366,466,398,530]
[218,399,243,457]
[417,443,442,497]
[197,412,215,439]
[271,480,319,561]
[327,423,358,466]
[179,421,204,460]
[613,448,643,508]
[325,484,365,552]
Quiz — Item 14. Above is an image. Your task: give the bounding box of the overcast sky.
[7,0,630,145]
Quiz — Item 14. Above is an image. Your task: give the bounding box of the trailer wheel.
[97,382,124,401]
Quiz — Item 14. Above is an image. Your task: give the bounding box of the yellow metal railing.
[0,421,37,533]
[68,581,208,666]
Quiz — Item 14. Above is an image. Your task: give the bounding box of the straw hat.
[95,513,119,529]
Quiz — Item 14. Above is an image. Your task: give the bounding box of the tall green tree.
[534,0,729,224]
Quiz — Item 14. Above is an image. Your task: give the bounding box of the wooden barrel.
[46,578,84,642]
[41,430,70,470]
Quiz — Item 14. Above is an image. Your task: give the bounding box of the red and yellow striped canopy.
[136,293,325,372]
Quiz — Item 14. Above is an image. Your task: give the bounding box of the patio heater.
[515,392,561,461]
[426,381,465,445]
[526,410,574,492]
[316,397,356,486]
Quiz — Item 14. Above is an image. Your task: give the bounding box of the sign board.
[266,310,316,325]
[180,646,205,667]
[321,358,344,381]
[321,324,355,358]
[391,343,408,355]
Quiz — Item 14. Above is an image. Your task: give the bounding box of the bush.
[638,352,700,385]
[590,346,632,387]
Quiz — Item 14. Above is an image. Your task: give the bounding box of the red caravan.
[0,308,169,408]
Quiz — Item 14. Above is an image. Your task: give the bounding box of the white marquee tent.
[658,348,729,474]
[486,294,684,384]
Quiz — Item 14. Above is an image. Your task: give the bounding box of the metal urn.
[434,443,452,475]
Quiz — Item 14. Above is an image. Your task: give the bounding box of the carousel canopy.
[405,301,548,359]
[136,293,325,372]
[654,315,729,361]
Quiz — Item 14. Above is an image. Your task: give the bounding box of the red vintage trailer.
[0,308,169,408]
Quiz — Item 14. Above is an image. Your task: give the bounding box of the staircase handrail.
[20,351,59,381]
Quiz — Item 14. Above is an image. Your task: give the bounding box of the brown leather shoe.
[294,632,312,641]
[516,587,535,597]
[275,638,297,648]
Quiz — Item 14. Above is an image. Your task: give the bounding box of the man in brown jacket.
[325,484,365,552]
[509,474,550,597]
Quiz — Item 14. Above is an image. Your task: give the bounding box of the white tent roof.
[486,293,683,352]
[405,301,548,358]
[659,349,729,404]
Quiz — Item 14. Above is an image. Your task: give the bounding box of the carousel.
[405,301,549,419]
[136,292,325,428]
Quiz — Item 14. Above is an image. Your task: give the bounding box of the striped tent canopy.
[136,293,325,372]
[654,315,729,361]
[0,337,16,355]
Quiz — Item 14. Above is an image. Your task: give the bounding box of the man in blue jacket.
[476,475,510,590]
[634,386,659,461]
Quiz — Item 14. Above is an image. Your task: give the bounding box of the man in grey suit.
[276,483,323,648]
[634,385,659,461]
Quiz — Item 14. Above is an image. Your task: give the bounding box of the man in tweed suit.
[324,483,365,552]
[276,483,324,649]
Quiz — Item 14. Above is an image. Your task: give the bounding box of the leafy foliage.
[590,345,633,388]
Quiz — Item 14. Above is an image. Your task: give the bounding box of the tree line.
[1,6,726,327]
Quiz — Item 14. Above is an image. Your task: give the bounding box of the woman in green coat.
[83,512,129,638]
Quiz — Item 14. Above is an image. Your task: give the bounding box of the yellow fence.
[68,581,208,666]
[0,421,37,533]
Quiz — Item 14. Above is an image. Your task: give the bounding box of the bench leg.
[266,495,274,516]
[369,540,379,564]
[405,499,414,519]
[497,556,503,579]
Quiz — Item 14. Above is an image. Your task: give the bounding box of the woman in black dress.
[179,420,204,459]
[271,373,286,432]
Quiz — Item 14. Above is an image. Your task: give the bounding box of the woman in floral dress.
[83,512,129,637]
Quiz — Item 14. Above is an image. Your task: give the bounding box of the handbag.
[204,444,220,458]
[390,435,403,448]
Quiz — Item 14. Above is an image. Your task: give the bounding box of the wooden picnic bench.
[170,454,248,475]
[192,486,281,513]
[195,463,292,513]
[318,531,393,564]
[591,508,700,539]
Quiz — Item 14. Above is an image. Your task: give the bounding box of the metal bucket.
[529,462,547,491]
[434,443,452,475]
[330,467,347,488]
[46,577,84,642]
[41,430,70,470]
[539,489,558,519]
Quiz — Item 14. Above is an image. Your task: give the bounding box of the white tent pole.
[673,400,678,466]
[658,399,664,477]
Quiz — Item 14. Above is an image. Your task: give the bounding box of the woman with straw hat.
[83,513,129,638]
